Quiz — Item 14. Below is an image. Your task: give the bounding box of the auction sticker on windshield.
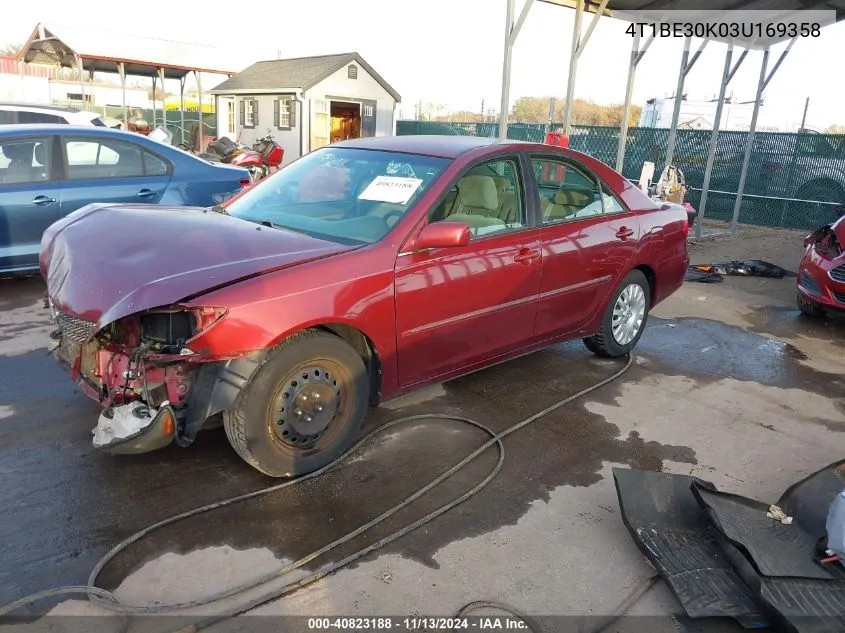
[359,176,423,205]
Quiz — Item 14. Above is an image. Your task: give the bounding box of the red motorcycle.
[231,131,284,182]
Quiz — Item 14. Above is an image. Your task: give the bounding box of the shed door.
[310,99,330,151]
[360,99,377,137]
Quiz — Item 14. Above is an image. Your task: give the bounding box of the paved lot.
[1,227,844,632]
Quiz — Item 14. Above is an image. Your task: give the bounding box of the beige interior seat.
[492,176,518,224]
[446,175,506,230]
[542,189,593,221]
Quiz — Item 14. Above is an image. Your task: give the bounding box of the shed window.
[347,64,358,80]
[274,97,296,130]
[242,99,258,128]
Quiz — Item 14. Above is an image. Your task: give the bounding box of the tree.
[510,96,641,127]
[826,124,845,134]
[1,42,23,57]
[434,110,485,123]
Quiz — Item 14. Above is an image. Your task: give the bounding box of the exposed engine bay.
[48,302,232,451]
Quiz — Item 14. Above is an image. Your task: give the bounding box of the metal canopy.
[17,23,235,151]
[18,23,236,79]
[500,0,842,236]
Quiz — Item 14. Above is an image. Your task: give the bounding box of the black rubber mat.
[758,577,845,633]
[613,468,769,628]
[778,460,845,541]
[692,484,836,580]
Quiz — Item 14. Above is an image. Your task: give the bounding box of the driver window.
[429,157,525,239]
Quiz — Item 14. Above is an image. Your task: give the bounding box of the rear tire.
[797,293,825,318]
[223,329,369,477]
[583,270,651,358]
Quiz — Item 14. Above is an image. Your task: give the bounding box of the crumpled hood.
[40,203,355,329]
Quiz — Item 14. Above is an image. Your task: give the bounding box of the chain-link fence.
[52,101,217,147]
[396,120,845,231]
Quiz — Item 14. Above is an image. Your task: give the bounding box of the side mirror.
[406,221,471,252]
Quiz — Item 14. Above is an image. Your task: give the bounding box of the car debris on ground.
[614,460,845,632]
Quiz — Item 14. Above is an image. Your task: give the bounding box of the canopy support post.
[695,44,746,239]
[151,74,157,128]
[730,41,794,235]
[118,62,127,131]
[195,71,204,152]
[158,67,166,132]
[499,0,516,140]
[562,0,609,136]
[498,0,534,140]
[615,30,655,173]
[180,76,186,147]
[74,54,84,108]
[663,37,708,175]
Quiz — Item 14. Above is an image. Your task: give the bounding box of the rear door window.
[64,138,146,179]
[0,137,52,185]
[529,156,603,223]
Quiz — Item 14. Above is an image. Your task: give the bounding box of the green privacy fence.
[396,120,845,231]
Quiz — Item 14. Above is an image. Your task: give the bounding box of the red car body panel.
[797,217,845,312]
[40,137,688,421]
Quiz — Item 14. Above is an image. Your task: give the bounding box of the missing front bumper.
[92,401,177,454]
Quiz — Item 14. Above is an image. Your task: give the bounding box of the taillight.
[239,178,251,188]
[683,214,690,237]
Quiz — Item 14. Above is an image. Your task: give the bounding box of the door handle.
[615,227,635,240]
[514,248,540,264]
[137,189,155,198]
[32,195,56,205]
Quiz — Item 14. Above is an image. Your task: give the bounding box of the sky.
[2,0,844,131]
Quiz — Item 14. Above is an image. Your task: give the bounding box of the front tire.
[583,270,651,358]
[223,330,369,477]
[797,293,824,318]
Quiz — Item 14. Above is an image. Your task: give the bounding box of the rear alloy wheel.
[797,293,825,319]
[583,270,651,358]
[223,330,369,477]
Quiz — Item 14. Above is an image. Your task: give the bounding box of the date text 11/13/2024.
[307,617,530,630]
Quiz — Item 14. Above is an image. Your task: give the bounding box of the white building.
[638,97,757,131]
[210,52,401,166]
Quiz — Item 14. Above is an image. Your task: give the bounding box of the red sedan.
[798,214,845,317]
[40,136,689,476]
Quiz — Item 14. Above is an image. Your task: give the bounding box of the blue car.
[0,124,251,274]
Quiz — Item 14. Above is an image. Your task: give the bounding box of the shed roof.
[209,52,401,102]
[17,23,236,79]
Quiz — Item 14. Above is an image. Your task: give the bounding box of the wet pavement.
[1,270,845,627]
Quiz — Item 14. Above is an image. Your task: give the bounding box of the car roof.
[0,124,132,137]
[0,102,83,113]
[332,135,535,159]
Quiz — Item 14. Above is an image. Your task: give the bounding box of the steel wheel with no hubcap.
[271,363,346,454]
[612,283,646,345]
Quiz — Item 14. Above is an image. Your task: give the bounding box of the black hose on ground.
[0,354,654,633]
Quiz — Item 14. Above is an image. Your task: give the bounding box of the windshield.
[225,147,449,244]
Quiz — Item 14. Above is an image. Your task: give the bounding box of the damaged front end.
[48,301,233,454]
